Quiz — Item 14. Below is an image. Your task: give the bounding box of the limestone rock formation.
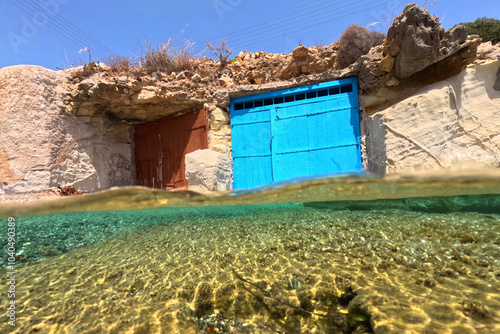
[363,60,500,174]
[185,149,232,191]
[66,72,208,122]
[0,65,133,194]
[383,3,469,79]
[378,55,395,73]
[209,107,230,131]
[478,41,500,61]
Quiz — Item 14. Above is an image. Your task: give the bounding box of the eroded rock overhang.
[63,4,492,124]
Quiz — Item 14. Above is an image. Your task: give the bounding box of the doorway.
[134,107,209,189]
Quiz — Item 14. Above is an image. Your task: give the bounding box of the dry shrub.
[136,39,175,74]
[135,39,200,74]
[206,39,233,68]
[314,40,326,48]
[71,61,101,79]
[105,55,135,73]
[337,24,385,69]
[172,40,198,72]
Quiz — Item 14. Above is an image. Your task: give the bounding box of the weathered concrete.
[363,60,500,174]
[0,65,134,194]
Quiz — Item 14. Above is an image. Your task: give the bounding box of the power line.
[6,0,113,61]
[13,0,112,59]
[199,0,343,48]
[211,0,388,54]
[229,0,383,46]
[23,0,116,57]
[195,0,387,54]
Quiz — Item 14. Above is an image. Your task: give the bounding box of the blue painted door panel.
[231,107,273,189]
[230,77,361,189]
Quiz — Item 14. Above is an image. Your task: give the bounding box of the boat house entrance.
[230,78,362,189]
[134,108,209,189]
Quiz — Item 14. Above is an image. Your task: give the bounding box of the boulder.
[293,45,309,59]
[477,41,500,60]
[219,75,234,87]
[185,149,232,191]
[383,4,468,79]
[378,55,395,72]
[132,87,162,104]
[191,73,202,83]
[175,71,186,80]
[209,107,229,130]
[444,25,468,50]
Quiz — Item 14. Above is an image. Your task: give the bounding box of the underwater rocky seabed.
[0,196,499,334]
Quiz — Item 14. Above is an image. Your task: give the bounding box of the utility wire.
[14,0,112,59]
[226,0,383,47]
[199,0,342,48]
[6,0,113,61]
[195,0,387,54]
[217,0,388,53]
[22,0,116,57]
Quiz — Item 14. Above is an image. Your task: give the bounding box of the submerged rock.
[288,277,301,290]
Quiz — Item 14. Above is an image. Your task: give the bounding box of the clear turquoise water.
[1,174,499,333]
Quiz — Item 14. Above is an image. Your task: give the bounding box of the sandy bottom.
[1,205,499,334]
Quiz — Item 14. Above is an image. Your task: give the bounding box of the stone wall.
[0,66,134,194]
[362,60,500,174]
[184,105,233,192]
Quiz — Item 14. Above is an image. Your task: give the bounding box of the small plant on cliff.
[458,17,500,44]
[137,39,175,74]
[105,54,135,73]
[69,46,101,78]
[70,60,101,79]
[336,24,385,69]
[79,46,92,64]
[81,61,100,76]
[206,39,233,68]
[172,39,199,72]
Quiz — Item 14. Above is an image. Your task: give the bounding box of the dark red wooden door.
[134,107,208,189]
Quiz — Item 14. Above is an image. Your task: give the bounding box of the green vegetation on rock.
[458,17,500,44]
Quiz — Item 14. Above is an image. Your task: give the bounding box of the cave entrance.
[134,107,209,189]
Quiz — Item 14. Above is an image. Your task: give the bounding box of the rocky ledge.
[62,4,497,123]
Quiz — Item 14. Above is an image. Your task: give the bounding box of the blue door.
[230,77,362,189]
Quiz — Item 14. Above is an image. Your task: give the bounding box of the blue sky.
[1,0,499,70]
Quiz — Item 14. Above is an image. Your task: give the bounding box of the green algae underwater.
[1,173,500,334]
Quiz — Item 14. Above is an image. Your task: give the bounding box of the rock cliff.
[0,66,133,194]
[363,59,500,174]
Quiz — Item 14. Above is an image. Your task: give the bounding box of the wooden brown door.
[134,107,208,189]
